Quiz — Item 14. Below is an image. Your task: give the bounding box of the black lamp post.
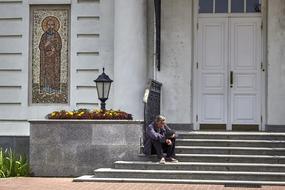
[94,68,113,110]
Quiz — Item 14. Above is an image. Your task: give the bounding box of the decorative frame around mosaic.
[30,6,70,104]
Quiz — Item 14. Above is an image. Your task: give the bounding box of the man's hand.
[166,139,172,145]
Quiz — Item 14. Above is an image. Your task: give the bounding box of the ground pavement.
[0,178,284,190]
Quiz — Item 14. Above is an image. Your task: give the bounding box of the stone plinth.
[29,120,143,177]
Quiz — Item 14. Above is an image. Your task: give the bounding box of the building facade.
[0,0,284,141]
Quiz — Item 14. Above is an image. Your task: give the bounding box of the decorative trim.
[76,68,99,72]
[0,0,22,4]
[0,102,21,105]
[0,52,22,55]
[0,69,22,72]
[77,16,100,21]
[0,35,22,38]
[0,119,27,122]
[76,85,96,89]
[77,33,100,38]
[77,0,100,3]
[0,86,21,89]
[0,17,22,21]
[76,102,98,107]
[77,51,99,56]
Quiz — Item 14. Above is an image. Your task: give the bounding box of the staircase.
[74,131,285,185]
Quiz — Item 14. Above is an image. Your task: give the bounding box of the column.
[113,0,147,120]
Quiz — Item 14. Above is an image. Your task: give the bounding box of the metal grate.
[143,79,162,146]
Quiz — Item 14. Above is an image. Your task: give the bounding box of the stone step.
[176,139,285,147]
[176,131,285,140]
[73,175,285,185]
[114,161,285,172]
[168,124,192,131]
[174,154,285,163]
[74,175,285,185]
[175,146,285,155]
[93,168,285,181]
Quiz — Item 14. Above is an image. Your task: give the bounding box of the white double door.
[196,17,262,129]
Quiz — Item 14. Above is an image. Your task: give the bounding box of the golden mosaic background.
[31,8,69,103]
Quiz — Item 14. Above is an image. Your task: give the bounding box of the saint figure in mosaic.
[39,16,62,93]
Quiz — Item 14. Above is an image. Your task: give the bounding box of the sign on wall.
[31,6,69,104]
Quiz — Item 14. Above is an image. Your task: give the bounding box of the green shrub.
[0,148,29,178]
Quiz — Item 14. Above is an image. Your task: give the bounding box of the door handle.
[230,71,233,88]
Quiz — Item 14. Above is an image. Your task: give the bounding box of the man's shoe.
[159,157,166,164]
[166,157,179,163]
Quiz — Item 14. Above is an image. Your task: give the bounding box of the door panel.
[197,18,228,124]
[197,17,261,128]
[233,94,257,122]
[202,24,225,69]
[235,73,257,90]
[230,18,261,124]
[202,94,225,121]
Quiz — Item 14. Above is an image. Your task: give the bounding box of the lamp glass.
[103,82,111,99]
[96,81,112,99]
[96,82,104,99]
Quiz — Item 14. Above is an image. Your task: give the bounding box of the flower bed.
[47,109,133,120]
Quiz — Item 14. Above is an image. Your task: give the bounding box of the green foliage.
[0,148,29,178]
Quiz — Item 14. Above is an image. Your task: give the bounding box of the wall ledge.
[28,119,143,124]
[28,0,71,4]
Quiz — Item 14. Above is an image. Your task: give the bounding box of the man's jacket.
[143,122,173,155]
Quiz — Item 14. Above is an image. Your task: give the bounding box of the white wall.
[267,0,285,125]
[157,0,192,123]
[0,0,30,135]
[0,0,115,135]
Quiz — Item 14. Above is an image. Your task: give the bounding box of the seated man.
[144,115,178,164]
